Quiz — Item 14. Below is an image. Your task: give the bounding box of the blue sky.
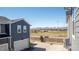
[0,7,66,28]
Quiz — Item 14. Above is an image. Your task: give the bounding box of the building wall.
[14,38,29,51]
[0,24,9,35]
[0,43,9,51]
[11,20,30,41]
[65,9,73,49]
[11,20,30,50]
[0,24,10,50]
[0,38,10,51]
[72,8,79,50]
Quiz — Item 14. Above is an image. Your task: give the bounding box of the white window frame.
[23,26,27,33]
[17,25,21,33]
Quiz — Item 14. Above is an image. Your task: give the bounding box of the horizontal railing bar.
[0,37,11,39]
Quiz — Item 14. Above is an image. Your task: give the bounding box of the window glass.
[17,25,21,33]
[23,26,27,33]
[0,24,6,34]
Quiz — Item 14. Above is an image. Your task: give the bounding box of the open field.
[30,31,67,44]
[31,31,67,37]
[29,31,67,51]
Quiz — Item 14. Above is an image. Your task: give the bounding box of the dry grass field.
[30,31,67,43]
[29,31,67,51]
[31,31,67,37]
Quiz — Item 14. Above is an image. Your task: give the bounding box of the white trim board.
[0,37,11,39]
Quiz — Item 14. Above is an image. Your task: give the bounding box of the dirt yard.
[30,31,67,43]
[29,41,67,51]
[27,31,67,51]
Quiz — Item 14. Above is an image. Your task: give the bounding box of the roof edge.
[11,18,31,26]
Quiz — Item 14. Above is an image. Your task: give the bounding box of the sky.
[0,7,66,28]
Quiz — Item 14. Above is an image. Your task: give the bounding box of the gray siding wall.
[11,20,30,41]
[0,38,11,50]
[1,24,5,33]
[0,39,8,44]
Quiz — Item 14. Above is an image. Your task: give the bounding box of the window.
[0,24,6,34]
[17,25,21,33]
[23,26,27,33]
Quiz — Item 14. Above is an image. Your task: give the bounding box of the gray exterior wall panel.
[11,20,30,41]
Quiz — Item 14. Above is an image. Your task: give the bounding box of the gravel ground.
[32,41,67,51]
[22,41,68,51]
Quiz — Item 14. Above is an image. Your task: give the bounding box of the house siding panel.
[0,38,10,51]
[11,20,30,41]
[0,39,8,44]
[72,8,79,50]
[11,20,30,50]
